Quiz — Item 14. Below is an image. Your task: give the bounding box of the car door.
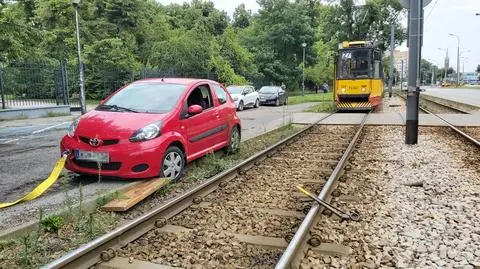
[183,84,224,160]
[247,86,256,105]
[211,83,230,142]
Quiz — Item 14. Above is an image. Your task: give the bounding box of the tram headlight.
[361,87,366,92]
[341,88,346,93]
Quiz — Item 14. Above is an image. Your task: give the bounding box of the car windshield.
[259,87,278,94]
[227,87,244,94]
[100,83,187,113]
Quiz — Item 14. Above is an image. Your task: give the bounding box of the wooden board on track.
[102,178,170,212]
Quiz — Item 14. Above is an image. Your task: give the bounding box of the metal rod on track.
[275,112,370,269]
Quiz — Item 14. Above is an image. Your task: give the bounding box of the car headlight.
[130,121,162,142]
[67,118,80,137]
[233,96,239,101]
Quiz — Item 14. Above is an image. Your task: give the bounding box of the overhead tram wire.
[425,0,439,21]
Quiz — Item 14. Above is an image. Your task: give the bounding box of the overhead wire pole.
[388,22,395,98]
[405,0,425,145]
[448,33,460,87]
[400,60,404,91]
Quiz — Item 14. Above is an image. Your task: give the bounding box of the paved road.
[0,102,317,231]
[422,87,480,108]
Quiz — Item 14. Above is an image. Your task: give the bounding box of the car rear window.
[259,87,278,94]
[103,83,187,113]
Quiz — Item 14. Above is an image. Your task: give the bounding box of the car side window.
[213,84,227,105]
[245,87,252,94]
[187,84,214,110]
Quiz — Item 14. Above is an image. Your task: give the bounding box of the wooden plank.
[102,178,169,212]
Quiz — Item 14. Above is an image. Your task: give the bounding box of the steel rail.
[275,112,370,269]
[397,93,480,147]
[43,113,336,269]
[420,96,470,114]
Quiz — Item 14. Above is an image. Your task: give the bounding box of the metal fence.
[0,61,223,111]
[0,61,278,111]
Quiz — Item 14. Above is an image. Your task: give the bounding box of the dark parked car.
[258,86,288,106]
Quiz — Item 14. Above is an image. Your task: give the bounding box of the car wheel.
[283,98,287,105]
[275,99,280,106]
[225,126,241,154]
[238,101,244,111]
[160,146,185,181]
[254,99,260,108]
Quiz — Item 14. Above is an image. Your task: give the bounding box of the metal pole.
[431,66,434,85]
[74,4,86,114]
[405,0,423,145]
[302,46,306,96]
[0,67,5,109]
[388,22,395,98]
[456,39,460,86]
[400,60,404,91]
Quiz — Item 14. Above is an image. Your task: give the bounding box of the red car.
[60,78,241,180]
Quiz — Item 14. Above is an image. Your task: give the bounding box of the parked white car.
[226,85,260,111]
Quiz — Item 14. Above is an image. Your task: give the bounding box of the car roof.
[227,85,253,88]
[132,78,221,87]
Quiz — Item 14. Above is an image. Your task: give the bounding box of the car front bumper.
[259,98,277,105]
[60,135,170,179]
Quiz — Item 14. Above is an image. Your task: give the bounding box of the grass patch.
[44,111,70,117]
[287,93,333,105]
[304,102,335,113]
[86,99,101,105]
[40,215,65,233]
[95,191,121,207]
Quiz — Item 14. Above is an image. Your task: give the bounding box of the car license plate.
[75,150,109,163]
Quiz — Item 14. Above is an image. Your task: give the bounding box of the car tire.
[275,99,280,106]
[224,126,241,154]
[238,101,244,111]
[160,146,185,181]
[283,98,287,105]
[254,99,260,108]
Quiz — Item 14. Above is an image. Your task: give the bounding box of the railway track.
[44,112,370,268]
[292,126,480,268]
[396,93,480,147]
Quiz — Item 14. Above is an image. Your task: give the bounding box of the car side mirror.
[242,91,247,95]
[187,105,203,116]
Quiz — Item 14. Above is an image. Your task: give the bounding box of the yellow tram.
[334,41,384,111]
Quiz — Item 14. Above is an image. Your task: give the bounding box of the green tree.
[232,4,251,28]
[83,38,140,98]
[476,65,480,73]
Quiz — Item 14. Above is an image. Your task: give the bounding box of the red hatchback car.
[60,78,241,180]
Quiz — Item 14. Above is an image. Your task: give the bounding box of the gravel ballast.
[118,126,358,268]
[301,126,480,268]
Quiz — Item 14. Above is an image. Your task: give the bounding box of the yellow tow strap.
[0,156,67,209]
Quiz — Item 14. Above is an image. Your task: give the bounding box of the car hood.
[229,93,241,99]
[76,110,168,138]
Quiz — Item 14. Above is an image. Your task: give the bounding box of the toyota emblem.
[89,137,102,147]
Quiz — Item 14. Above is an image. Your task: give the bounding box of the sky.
[158,0,480,72]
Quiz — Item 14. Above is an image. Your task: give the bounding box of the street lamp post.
[301,43,306,96]
[437,48,448,83]
[448,33,460,87]
[72,0,86,114]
